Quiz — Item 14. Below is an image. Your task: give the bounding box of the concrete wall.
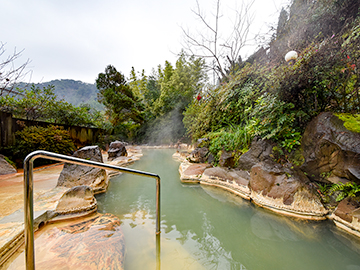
[0,111,103,148]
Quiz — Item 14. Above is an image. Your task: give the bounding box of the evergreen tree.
[96,65,144,132]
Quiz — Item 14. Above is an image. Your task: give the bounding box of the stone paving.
[0,164,67,268]
[0,146,143,269]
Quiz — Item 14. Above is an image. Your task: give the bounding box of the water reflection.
[96,149,360,270]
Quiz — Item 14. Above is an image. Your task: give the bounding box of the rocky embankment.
[55,142,143,218]
[175,112,360,237]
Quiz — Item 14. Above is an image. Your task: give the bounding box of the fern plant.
[317,183,331,195]
[328,182,360,202]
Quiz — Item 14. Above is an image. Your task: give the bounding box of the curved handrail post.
[24,150,161,270]
[24,155,35,270]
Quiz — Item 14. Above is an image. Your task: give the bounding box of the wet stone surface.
[5,213,125,270]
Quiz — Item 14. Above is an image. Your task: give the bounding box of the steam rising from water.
[145,106,187,145]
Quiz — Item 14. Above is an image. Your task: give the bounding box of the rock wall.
[301,112,360,184]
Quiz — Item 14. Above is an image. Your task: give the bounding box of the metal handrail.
[24,150,161,270]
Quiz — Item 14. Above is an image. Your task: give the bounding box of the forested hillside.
[17,79,103,110]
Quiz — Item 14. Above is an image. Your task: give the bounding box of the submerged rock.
[249,160,328,219]
[33,213,125,270]
[57,146,109,194]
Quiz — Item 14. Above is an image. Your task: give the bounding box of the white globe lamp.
[285,50,298,63]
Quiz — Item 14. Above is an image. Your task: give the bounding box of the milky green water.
[96,149,360,270]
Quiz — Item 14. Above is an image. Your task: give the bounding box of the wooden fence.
[0,111,103,148]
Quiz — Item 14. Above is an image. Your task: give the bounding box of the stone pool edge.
[175,154,360,238]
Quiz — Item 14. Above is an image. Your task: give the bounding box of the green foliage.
[8,125,75,166]
[271,144,304,166]
[320,171,332,179]
[183,88,223,141]
[335,113,360,133]
[329,182,360,202]
[317,183,332,195]
[280,129,302,153]
[128,53,207,144]
[96,65,144,141]
[152,54,207,117]
[273,32,360,117]
[183,0,360,159]
[0,84,104,128]
[269,0,360,63]
[248,93,304,145]
[0,84,57,120]
[49,102,105,128]
[207,125,251,163]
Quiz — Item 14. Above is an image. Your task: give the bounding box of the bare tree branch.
[0,42,31,96]
[181,0,255,82]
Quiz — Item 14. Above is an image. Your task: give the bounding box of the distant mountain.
[17,79,104,110]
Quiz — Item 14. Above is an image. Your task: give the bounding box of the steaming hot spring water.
[5,149,360,269]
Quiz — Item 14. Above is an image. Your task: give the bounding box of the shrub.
[11,125,75,166]
[207,125,251,164]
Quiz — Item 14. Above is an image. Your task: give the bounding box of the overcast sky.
[1,0,289,84]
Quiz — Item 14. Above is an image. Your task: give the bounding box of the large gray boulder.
[219,151,234,168]
[0,155,16,175]
[237,137,273,171]
[57,146,108,194]
[187,147,212,163]
[108,141,127,161]
[249,160,328,219]
[301,112,360,184]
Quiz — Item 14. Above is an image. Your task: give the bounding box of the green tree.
[129,67,148,101]
[96,65,144,139]
[141,54,207,144]
[153,54,207,116]
[9,125,75,167]
[0,84,104,127]
[0,84,57,120]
